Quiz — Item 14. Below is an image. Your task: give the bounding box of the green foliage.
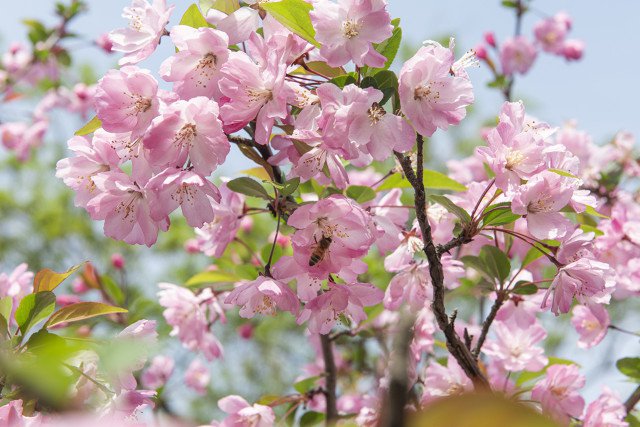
[261,0,320,47]
[377,170,467,192]
[200,0,239,15]
[362,18,402,75]
[74,116,101,136]
[45,302,127,328]
[428,194,471,224]
[346,185,377,203]
[15,291,56,336]
[227,177,273,200]
[33,263,83,292]
[180,3,210,28]
[617,357,640,380]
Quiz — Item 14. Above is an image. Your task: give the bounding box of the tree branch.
[320,334,338,425]
[472,292,505,357]
[394,142,489,389]
[625,385,640,414]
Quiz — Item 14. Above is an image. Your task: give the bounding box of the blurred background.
[1,0,639,422]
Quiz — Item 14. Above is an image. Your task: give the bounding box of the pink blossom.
[533,13,571,54]
[206,6,261,46]
[583,387,628,427]
[225,276,299,318]
[562,39,585,61]
[484,31,496,47]
[531,364,585,425]
[141,355,174,389]
[544,258,613,315]
[0,120,48,162]
[370,189,408,254]
[107,389,156,418]
[556,228,595,264]
[195,182,245,258]
[511,171,574,240]
[147,168,220,228]
[287,195,379,277]
[500,36,537,75]
[216,395,275,427]
[384,263,431,311]
[96,33,114,53]
[399,39,474,137]
[218,34,291,144]
[109,0,174,65]
[483,321,548,372]
[421,355,473,404]
[410,308,436,359]
[297,282,383,334]
[310,0,392,67]
[0,400,42,426]
[86,170,167,246]
[571,304,609,349]
[56,135,121,208]
[95,66,159,137]
[158,283,224,360]
[477,101,547,191]
[143,97,230,175]
[111,253,126,270]
[185,359,210,395]
[160,25,229,100]
[0,263,33,309]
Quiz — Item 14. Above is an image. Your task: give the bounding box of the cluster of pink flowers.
[475,12,584,77]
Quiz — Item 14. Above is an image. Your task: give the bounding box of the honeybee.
[309,234,332,266]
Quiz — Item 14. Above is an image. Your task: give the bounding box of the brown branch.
[472,292,505,357]
[320,334,338,425]
[394,141,489,389]
[625,385,640,414]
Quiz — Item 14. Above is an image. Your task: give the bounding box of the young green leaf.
[15,291,56,335]
[280,177,301,197]
[424,169,468,192]
[479,245,511,284]
[428,194,471,224]
[346,185,377,203]
[617,357,640,380]
[179,3,210,28]
[74,116,101,136]
[185,271,241,287]
[33,263,84,292]
[261,0,320,47]
[227,177,272,200]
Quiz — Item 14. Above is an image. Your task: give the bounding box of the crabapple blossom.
[146,168,221,228]
[215,395,276,427]
[511,171,574,240]
[143,96,230,175]
[94,66,159,136]
[571,304,609,349]
[160,25,229,100]
[141,355,174,389]
[399,38,474,137]
[86,170,168,246]
[0,120,47,162]
[56,135,121,208]
[297,282,383,334]
[0,264,33,307]
[310,0,392,68]
[224,276,299,318]
[184,359,210,395]
[533,13,571,54]
[205,6,260,45]
[108,0,174,65]
[531,364,585,425]
[562,39,585,61]
[421,355,473,403]
[287,195,379,277]
[500,36,537,75]
[543,258,613,314]
[195,182,245,258]
[482,321,548,372]
[157,283,224,360]
[583,387,628,427]
[384,263,431,311]
[218,34,291,144]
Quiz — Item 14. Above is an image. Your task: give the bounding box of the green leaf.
[200,0,239,15]
[548,168,579,179]
[261,0,320,47]
[479,245,511,284]
[378,170,467,192]
[346,185,377,203]
[328,73,358,88]
[373,70,398,105]
[521,247,544,268]
[281,177,300,197]
[15,291,56,335]
[579,224,604,236]
[227,177,272,200]
[511,281,537,295]
[0,296,12,323]
[370,21,402,72]
[585,205,609,219]
[74,116,101,136]
[180,4,210,28]
[617,357,640,380]
[33,263,84,292]
[460,255,494,283]
[185,271,240,287]
[44,302,127,328]
[482,203,520,227]
[516,357,577,386]
[291,61,345,78]
[627,414,640,427]
[293,375,321,394]
[100,275,125,306]
[300,411,325,427]
[428,195,471,224]
[424,169,467,192]
[261,243,283,265]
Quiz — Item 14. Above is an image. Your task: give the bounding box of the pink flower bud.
[474,44,488,61]
[484,31,496,47]
[555,11,572,30]
[184,238,200,254]
[111,253,125,270]
[562,39,585,61]
[72,277,90,294]
[240,216,253,232]
[95,33,113,53]
[237,323,254,339]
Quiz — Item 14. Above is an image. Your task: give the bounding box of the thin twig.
[320,334,338,425]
